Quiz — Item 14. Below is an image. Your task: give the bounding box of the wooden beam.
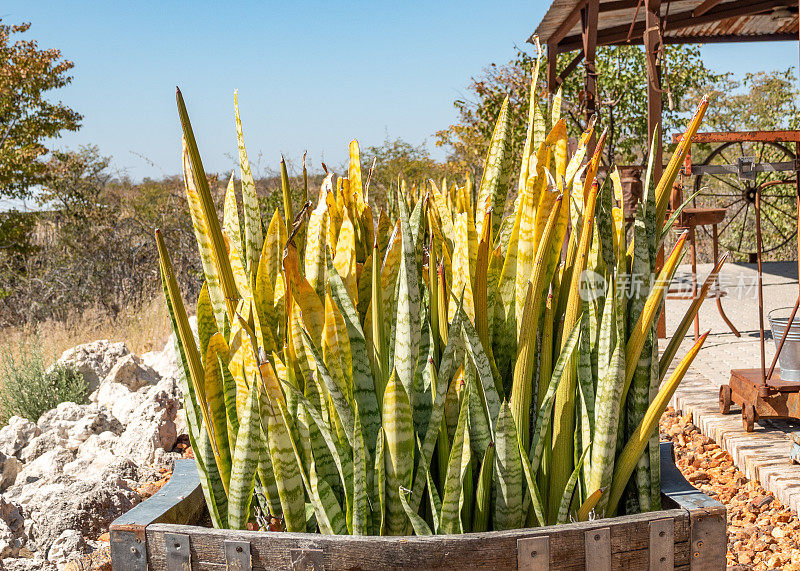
[547,40,559,94]
[558,0,794,50]
[644,0,666,338]
[628,32,797,45]
[599,0,692,12]
[671,130,800,143]
[645,0,662,185]
[693,0,725,17]
[548,49,585,93]
[531,0,689,45]
[546,0,587,46]
[582,0,599,134]
[558,50,585,87]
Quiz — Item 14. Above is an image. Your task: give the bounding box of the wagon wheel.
[719,385,732,415]
[742,403,756,433]
[693,141,797,260]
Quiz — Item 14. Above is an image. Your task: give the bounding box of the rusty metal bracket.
[690,509,727,569]
[584,527,611,570]
[224,540,252,571]
[109,529,147,571]
[690,157,799,181]
[650,518,674,570]
[290,548,324,570]
[517,536,550,571]
[164,532,191,571]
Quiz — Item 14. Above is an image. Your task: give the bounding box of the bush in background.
[0,336,87,424]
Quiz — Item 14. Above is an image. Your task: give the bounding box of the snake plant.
[158,53,719,533]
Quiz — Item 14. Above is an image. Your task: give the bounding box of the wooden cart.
[676,130,800,432]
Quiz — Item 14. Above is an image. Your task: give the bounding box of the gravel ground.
[661,407,800,570]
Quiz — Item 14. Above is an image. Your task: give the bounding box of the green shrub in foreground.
[0,338,87,424]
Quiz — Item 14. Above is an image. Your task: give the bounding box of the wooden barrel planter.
[109,442,725,570]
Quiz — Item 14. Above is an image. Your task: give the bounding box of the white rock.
[16,447,75,486]
[56,340,130,393]
[7,481,69,509]
[0,497,26,559]
[0,451,21,493]
[174,408,188,438]
[27,474,140,552]
[38,402,121,442]
[46,529,90,569]
[37,402,82,431]
[1,556,55,570]
[62,432,119,479]
[141,347,179,382]
[90,354,161,426]
[94,383,149,427]
[68,409,121,443]
[19,433,68,465]
[152,448,182,472]
[115,390,177,466]
[100,353,157,391]
[0,417,41,458]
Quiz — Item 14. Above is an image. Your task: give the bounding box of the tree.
[360,137,447,211]
[436,44,722,175]
[0,21,82,198]
[694,68,800,133]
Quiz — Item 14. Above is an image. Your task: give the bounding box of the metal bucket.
[768,307,800,381]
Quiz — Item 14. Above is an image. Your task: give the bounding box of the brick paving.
[663,261,800,515]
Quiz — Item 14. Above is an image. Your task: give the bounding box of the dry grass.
[0,296,173,367]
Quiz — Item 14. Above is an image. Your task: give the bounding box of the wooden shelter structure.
[531,0,800,336]
[531,0,799,178]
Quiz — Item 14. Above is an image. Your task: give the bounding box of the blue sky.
[6,1,799,181]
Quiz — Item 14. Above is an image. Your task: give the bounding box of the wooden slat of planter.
[146,510,689,570]
[112,444,726,570]
[109,459,206,570]
[660,442,727,569]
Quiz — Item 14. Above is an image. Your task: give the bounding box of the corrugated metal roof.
[532,0,798,50]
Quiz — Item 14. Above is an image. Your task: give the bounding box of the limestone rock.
[99,459,160,493]
[47,529,91,569]
[19,432,65,465]
[16,447,75,486]
[100,354,157,392]
[0,497,26,559]
[37,403,121,442]
[174,408,188,438]
[0,556,54,571]
[26,477,140,552]
[62,432,119,479]
[141,345,180,383]
[0,418,41,458]
[6,479,71,509]
[62,545,110,571]
[0,451,21,493]
[90,354,161,426]
[152,448,181,473]
[56,341,130,393]
[114,390,177,465]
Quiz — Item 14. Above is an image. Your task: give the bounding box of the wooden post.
[547,40,558,94]
[644,0,666,338]
[581,0,599,141]
[645,0,663,173]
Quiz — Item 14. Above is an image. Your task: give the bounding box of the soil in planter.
[661,407,800,570]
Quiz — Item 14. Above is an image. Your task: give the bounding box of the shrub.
[0,337,87,424]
